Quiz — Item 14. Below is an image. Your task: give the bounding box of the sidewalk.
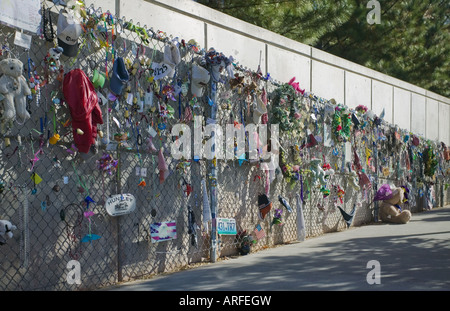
[105,207,450,291]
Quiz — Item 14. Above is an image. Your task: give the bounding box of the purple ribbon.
[300,174,304,203]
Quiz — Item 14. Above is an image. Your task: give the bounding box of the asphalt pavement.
[105,206,450,291]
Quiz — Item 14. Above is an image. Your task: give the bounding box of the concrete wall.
[82,0,450,143]
[84,0,450,144]
[83,0,450,144]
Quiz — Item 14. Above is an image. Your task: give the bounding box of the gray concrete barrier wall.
[92,0,450,143]
[84,0,450,142]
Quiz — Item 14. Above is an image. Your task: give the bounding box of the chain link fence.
[0,0,449,291]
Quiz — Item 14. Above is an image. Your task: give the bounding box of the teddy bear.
[44,46,64,73]
[378,186,412,224]
[0,58,31,123]
[0,219,17,245]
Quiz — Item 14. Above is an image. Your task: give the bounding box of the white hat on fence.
[57,9,82,57]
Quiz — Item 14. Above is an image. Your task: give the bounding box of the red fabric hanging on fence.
[63,69,103,153]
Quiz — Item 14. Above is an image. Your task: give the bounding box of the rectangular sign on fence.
[217,218,237,235]
[150,221,177,243]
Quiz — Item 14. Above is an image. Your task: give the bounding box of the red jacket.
[63,69,103,153]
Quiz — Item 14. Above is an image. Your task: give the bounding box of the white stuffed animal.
[44,47,64,73]
[0,219,17,245]
[0,58,31,123]
[310,158,334,186]
[348,169,361,191]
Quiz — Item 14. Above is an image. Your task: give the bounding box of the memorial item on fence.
[375,185,412,224]
[63,68,103,153]
[105,194,136,217]
[150,220,177,243]
[0,219,17,246]
[0,58,31,125]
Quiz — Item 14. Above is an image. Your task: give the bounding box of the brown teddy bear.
[378,186,412,224]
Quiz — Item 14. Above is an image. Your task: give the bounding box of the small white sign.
[144,91,153,106]
[147,126,157,137]
[105,193,136,216]
[135,167,147,177]
[140,167,147,177]
[151,62,172,80]
[14,31,32,49]
[126,93,134,105]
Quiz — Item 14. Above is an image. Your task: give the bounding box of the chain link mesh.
[0,0,448,291]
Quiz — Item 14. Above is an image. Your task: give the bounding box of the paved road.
[106,207,450,291]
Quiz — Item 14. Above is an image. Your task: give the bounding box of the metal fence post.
[209,71,218,263]
[116,148,123,282]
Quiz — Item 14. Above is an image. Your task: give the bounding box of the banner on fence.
[0,0,41,33]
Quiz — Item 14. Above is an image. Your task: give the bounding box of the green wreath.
[331,105,351,143]
[279,145,303,187]
[423,145,438,177]
[270,83,303,135]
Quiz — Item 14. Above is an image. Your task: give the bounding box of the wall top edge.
[146,0,448,103]
[145,0,312,56]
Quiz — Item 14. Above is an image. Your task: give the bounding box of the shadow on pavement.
[108,208,450,291]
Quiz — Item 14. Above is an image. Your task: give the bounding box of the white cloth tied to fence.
[201,179,212,226]
[296,194,306,242]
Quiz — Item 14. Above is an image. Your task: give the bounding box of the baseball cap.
[57,9,82,57]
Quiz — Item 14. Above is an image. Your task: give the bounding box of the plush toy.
[0,58,31,123]
[0,219,17,245]
[310,158,334,186]
[44,46,64,73]
[348,169,360,191]
[376,185,412,224]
